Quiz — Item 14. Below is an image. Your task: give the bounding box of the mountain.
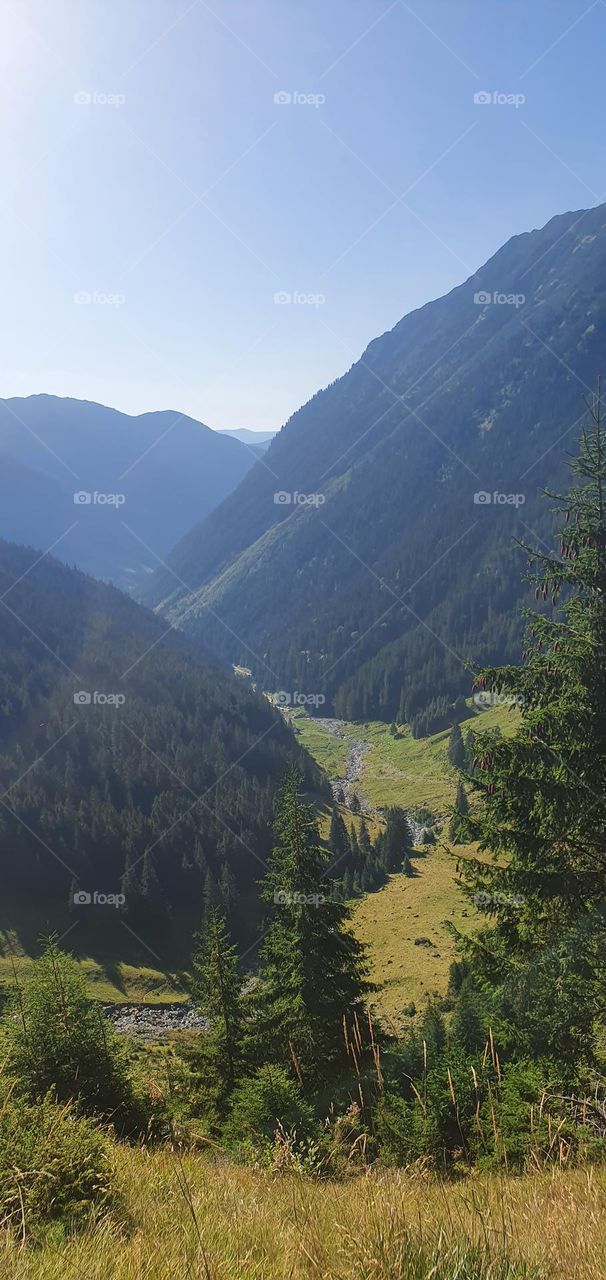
[143,202,606,730]
[218,428,277,445]
[0,539,322,957]
[0,396,257,590]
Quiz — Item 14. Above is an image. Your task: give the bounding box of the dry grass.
[4,1147,606,1278]
[352,839,478,1022]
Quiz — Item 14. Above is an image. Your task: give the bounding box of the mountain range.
[0,396,258,590]
[142,202,606,729]
[219,428,277,453]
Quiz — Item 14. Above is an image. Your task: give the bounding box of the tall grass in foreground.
[2,1148,606,1279]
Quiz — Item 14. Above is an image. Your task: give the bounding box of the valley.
[4,6,606,1270]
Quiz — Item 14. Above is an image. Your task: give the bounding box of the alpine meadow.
[4,3,606,1278]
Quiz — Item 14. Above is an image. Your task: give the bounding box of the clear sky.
[2,0,605,430]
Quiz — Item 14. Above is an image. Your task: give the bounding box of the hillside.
[144,201,606,724]
[292,700,518,1019]
[0,539,322,974]
[0,396,256,589]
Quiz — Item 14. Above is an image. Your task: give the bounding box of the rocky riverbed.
[312,718,429,844]
[314,718,374,812]
[103,1002,206,1042]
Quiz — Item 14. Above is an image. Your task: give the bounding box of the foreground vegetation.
[5,1149,606,1279]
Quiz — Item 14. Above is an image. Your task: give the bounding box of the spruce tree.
[328,809,351,874]
[249,768,369,1078]
[449,780,469,842]
[447,722,465,769]
[191,907,243,1107]
[458,389,606,1063]
[377,806,413,873]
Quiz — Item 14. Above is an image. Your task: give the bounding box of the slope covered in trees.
[0,539,323,958]
[0,396,256,589]
[144,202,606,726]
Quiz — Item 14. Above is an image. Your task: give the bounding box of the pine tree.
[7,937,136,1128]
[191,907,243,1106]
[328,809,351,875]
[464,728,477,770]
[376,807,412,873]
[447,723,465,769]
[449,780,469,842]
[458,389,606,1064]
[449,979,487,1054]
[249,767,370,1078]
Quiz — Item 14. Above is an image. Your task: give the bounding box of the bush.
[3,939,149,1135]
[224,1064,316,1155]
[0,1080,125,1237]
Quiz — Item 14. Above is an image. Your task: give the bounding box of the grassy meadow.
[294,699,519,814]
[4,1147,606,1279]
[293,700,517,1023]
[352,841,476,1024]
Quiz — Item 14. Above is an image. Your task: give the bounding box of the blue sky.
[2,0,605,430]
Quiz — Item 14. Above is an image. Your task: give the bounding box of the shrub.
[0,1079,125,1237]
[4,939,148,1135]
[224,1064,316,1155]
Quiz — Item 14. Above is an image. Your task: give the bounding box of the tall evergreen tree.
[449,780,469,842]
[191,907,243,1106]
[249,768,370,1079]
[447,722,466,769]
[376,807,413,873]
[328,809,351,874]
[458,389,606,1064]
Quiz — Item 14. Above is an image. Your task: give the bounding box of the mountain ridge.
[142,201,606,727]
[0,395,257,590]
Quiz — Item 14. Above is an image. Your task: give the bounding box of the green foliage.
[187,908,243,1122]
[374,806,413,874]
[4,938,143,1133]
[0,1081,124,1237]
[224,1064,315,1151]
[248,768,370,1079]
[449,779,469,841]
[458,390,606,1068]
[447,723,466,769]
[0,540,323,952]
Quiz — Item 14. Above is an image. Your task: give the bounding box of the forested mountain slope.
[144,202,606,725]
[0,540,321,955]
[0,396,256,589]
